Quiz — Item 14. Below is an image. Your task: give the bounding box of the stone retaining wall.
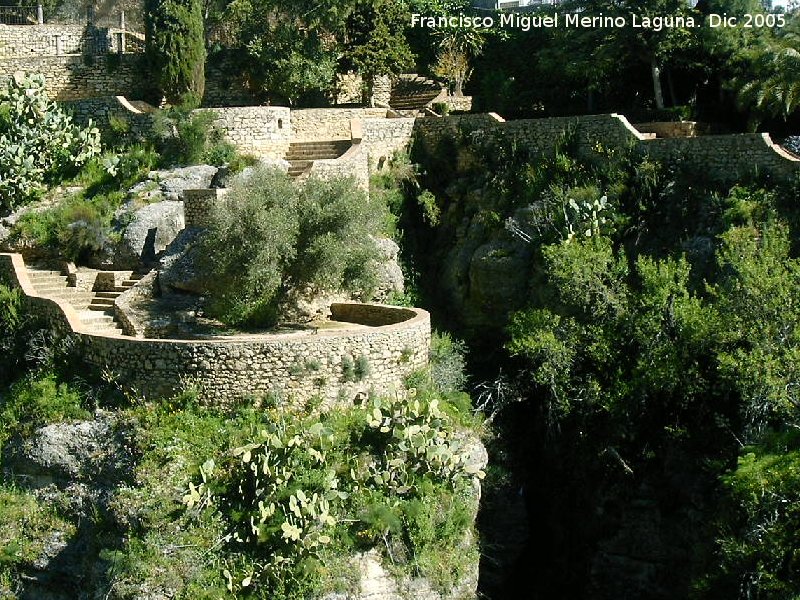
[413,113,800,184]
[0,54,140,100]
[643,133,800,182]
[361,117,417,170]
[62,95,151,135]
[0,23,131,57]
[0,253,430,407]
[197,106,292,158]
[292,107,388,141]
[308,143,370,190]
[634,121,705,138]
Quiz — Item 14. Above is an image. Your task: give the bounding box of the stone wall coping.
[610,113,648,141]
[115,95,145,114]
[350,118,363,143]
[2,252,86,334]
[763,132,800,162]
[1,252,428,345]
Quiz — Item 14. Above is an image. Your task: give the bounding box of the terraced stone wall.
[292,107,388,141]
[197,106,292,158]
[644,133,800,183]
[361,117,416,170]
[0,54,140,100]
[0,23,129,57]
[413,113,800,184]
[1,253,431,407]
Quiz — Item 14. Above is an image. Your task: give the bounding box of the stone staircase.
[284,140,352,178]
[25,265,145,336]
[389,75,444,114]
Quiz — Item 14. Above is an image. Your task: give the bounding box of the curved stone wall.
[0,253,430,406]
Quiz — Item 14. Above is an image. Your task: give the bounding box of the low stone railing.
[0,252,431,406]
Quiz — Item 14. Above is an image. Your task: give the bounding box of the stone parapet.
[198,106,291,158]
[292,107,388,142]
[413,113,800,184]
[0,23,135,57]
[0,253,431,407]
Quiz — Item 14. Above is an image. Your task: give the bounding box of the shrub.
[696,431,800,599]
[0,73,101,211]
[199,168,388,328]
[150,108,237,167]
[429,331,467,393]
[0,372,89,455]
[185,386,483,598]
[0,485,76,592]
[11,191,125,263]
[0,284,25,385]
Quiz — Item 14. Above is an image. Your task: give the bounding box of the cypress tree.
[145,0,206,108]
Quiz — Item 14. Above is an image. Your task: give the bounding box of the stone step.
[27,273,67,282]
[31,287,86,297]
[42,291,95,302]
[285,152,348,160]
[94,291,122,299]
[285,147,346,155]
[88,299,115,310]
[77,311,116,323]
[26,269,64,277]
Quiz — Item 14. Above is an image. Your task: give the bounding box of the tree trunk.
[667,68,677,107]
[651,57,665,110]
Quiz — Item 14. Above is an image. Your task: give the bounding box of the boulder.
[465,239,531,329]
[146,165,219,200]
[114,200,185,269]
[158,227,206,295]
[372,237,404,302]
[3,414,134,488]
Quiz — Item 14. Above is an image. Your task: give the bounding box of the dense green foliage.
[145,0,206,107]
[204,0,474,104]
[404,122,800,596]
[186,381,482,598]
[472,0,798,129]
[199,168,388,328]
[149,108,240,167]
[0,73,101,211]
[0,485,76,593]
[695,431,800,599]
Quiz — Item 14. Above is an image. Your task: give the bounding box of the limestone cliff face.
[421,188,534,339]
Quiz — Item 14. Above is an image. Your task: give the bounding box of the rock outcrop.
[113,200,185,269]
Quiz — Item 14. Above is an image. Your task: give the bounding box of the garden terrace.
[0,253,431,406]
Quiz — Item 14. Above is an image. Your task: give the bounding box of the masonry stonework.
[1,254,431,407]
[0,23,135,57]
[0,54,140,100]
[413,113,800,184]
[292,108,388,141]
[197,106,292,158]
[361,117,417,170]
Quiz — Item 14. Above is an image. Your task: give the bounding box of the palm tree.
[736,29,800,125]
